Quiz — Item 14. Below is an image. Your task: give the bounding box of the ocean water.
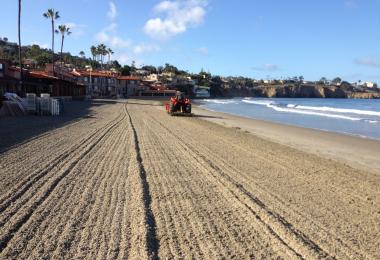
[200,98,380,140]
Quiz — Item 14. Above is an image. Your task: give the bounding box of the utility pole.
[86,66,93,99]
[18,0,24,96]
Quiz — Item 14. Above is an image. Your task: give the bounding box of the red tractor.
[165,91,192,116]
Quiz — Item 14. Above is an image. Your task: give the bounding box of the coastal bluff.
[218,85,380,99]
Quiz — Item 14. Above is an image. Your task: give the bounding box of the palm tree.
[90,45,97,61]
[43,9,60,74]
[55,24,71,69]
[79,51,85,58]
[107,47,114,66]
[18,0,23,92]
[97,44,107,69]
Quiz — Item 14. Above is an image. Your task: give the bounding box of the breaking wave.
[287,105,380,117]
[203,99,238,105]
[202,98,380,139]
[242,99,379,122]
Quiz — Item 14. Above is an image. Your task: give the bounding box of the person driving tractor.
[175,91,185,102]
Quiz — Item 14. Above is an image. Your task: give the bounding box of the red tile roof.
[70,70,81,77]
[8,66,28,73]
[117,76,141,81]
[28,71,58,80]
[76,70,119,77]
[149,84,168,90]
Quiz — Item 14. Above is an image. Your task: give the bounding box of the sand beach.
[0,99,379,259]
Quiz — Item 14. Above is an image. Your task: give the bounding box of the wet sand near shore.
[0,99,379,259]
[192,104,380,174]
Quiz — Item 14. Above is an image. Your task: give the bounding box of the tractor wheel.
[185,104,192,114]
[169,103,175,113]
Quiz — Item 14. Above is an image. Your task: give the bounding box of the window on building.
[0,63,4,71]
[84,77,88,82]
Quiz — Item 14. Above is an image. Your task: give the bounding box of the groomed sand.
[0,99,379,259]
[192,105,380,174]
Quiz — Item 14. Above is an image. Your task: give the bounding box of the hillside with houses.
[1,38,379,100]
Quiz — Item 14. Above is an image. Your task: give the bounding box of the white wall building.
[362,81,375,88]
[144,74,158,82]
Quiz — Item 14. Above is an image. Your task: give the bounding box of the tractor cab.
[175,91,185,102]
[165,91,192,116]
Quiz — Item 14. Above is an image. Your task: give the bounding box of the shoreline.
[192,104,380,174]
[195,101,380,141]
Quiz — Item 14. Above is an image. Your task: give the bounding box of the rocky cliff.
[346,92,380,99]
[220,85,380,99]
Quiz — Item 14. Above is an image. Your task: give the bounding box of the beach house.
[194,86,211,98]
[362,81,376,88]
[117,76,141,97]
[0,59,86,98]
[0,59,21,95]
[76,70,119,98]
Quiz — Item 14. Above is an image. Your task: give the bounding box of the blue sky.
[1,0,380,82]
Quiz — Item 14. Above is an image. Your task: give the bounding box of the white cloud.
[155,1,179,12]
[355,57,380,68]
[63,22,87,37]
[110,37,132,49]
[133,43,160,54]
[96,23,132,49]
[114,52,144,66]
[144,0,208,40]
[252,64,280,71]
[107,1,118,20]
[32,42,49,49]
[114,53,131,64]
[96,32,132,49]
[96,31,108,42]
[104,23,117,33]
[196,47,208,55]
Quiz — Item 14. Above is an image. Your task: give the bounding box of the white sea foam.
[294,105,380,117]
[242,99,362,121]
[242,100,273,106]
[272,105,362,120]
[202,99,380,139]
[203,99,237,104]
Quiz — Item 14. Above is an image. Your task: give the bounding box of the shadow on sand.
[192,114,224,119]
[0,100,117,153]
[126,101,163,107]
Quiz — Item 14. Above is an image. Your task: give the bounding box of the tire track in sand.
[1,117,125,259]
[149,113,372,259]
[132,110,286,258]
[50,116,129,259]
[125,104,159,260]
[148,112,332,259]
[0,103,116,190]
[0,105,125,216]
[0,105,125,253]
